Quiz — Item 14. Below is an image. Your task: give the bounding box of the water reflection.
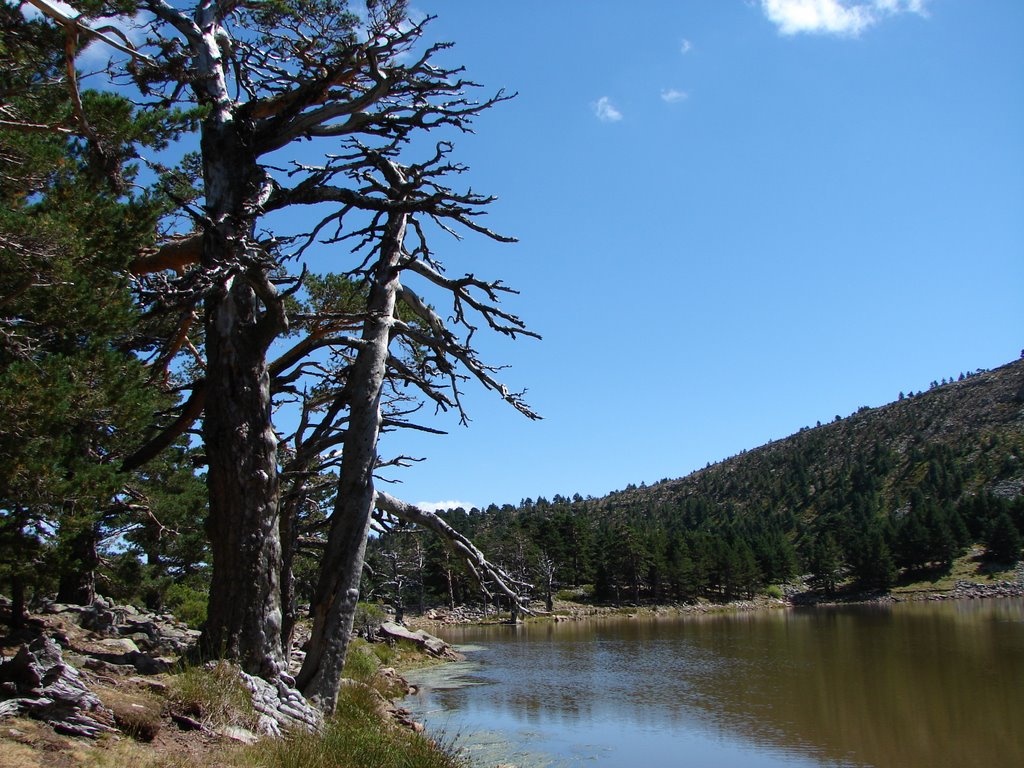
[406,600,1024,768]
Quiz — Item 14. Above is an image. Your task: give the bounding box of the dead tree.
[114,0,532,682]
[279,143,538,710]
[27,0,539,709]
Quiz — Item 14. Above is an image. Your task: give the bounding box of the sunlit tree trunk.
[198,114,285,680]
[297,213,407,710]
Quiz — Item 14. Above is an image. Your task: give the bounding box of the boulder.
[378,622,463,660]
[0,636,116,738]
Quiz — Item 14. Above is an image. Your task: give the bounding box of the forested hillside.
[365,359,1024,609]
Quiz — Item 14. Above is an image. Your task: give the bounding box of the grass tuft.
[168,662,259,731]
[236,684,466,768]
[95,685,164,742]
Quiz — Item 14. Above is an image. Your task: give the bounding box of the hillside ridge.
[602,357,1024,511]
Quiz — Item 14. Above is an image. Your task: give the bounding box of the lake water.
[404,600,1024,768]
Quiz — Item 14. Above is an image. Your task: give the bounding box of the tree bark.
[56,522,98,606]
[9,575,26,631]
[198,114,285,680]
[296,213,406,711]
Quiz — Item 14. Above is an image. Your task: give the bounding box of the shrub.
[354,601,387,635]
[163,582,208,628]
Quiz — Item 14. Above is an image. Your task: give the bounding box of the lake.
[404,600,1024,768]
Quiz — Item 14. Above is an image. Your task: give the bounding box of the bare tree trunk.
[296,213,406,711]
[198,118,285,681]
[279,495,298,654]
[56,522,98,605]
[446,564,456,611]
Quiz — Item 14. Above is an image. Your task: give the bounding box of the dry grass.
[0,719,54,768]
[94,684,165,742]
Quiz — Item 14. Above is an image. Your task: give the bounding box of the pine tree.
[0,3,193,614]
[984,513,1022,564]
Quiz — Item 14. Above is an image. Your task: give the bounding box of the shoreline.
[406,569,1024,631]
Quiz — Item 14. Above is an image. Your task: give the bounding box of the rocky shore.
[409,564,1024,629]
[0,595,462,751]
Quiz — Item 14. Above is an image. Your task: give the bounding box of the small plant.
[96,685,164,742]
[763,584,784,599]
[169,662,258,730]
[238,684,467,768]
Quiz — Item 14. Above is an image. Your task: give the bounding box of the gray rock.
[0,636,116,738]
[378,622,463,660]
[218,724,260,744]
[94,637,140,655]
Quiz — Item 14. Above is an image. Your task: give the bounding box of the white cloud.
[680,38,693,54]
[413,500,477,513]
[593,96,623,122]
[660,88,689,104]
[760,0,929,37]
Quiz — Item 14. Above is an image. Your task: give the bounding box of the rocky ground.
[0,597,460,767]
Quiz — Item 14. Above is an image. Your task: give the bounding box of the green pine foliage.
[0,6,206,613]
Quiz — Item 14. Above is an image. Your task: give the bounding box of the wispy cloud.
[680,38,693,54]
[660,88,689,104]
[592,96,623,122]
[760,0,929,37]
[413,500,476,513]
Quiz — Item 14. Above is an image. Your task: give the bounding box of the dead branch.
[130,233,203,275]
[374,491,534,614]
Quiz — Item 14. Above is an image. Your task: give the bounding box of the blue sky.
[32,1,1020,512]
[377,0,1024,511]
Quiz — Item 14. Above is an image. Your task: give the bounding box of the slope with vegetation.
[366,359,1024,609]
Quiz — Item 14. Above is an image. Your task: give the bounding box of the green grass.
[369,638,422,668]
[343,639,415,699]
[168,662,259,730]
[890,546,1017,595]
[235,685,466,768]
